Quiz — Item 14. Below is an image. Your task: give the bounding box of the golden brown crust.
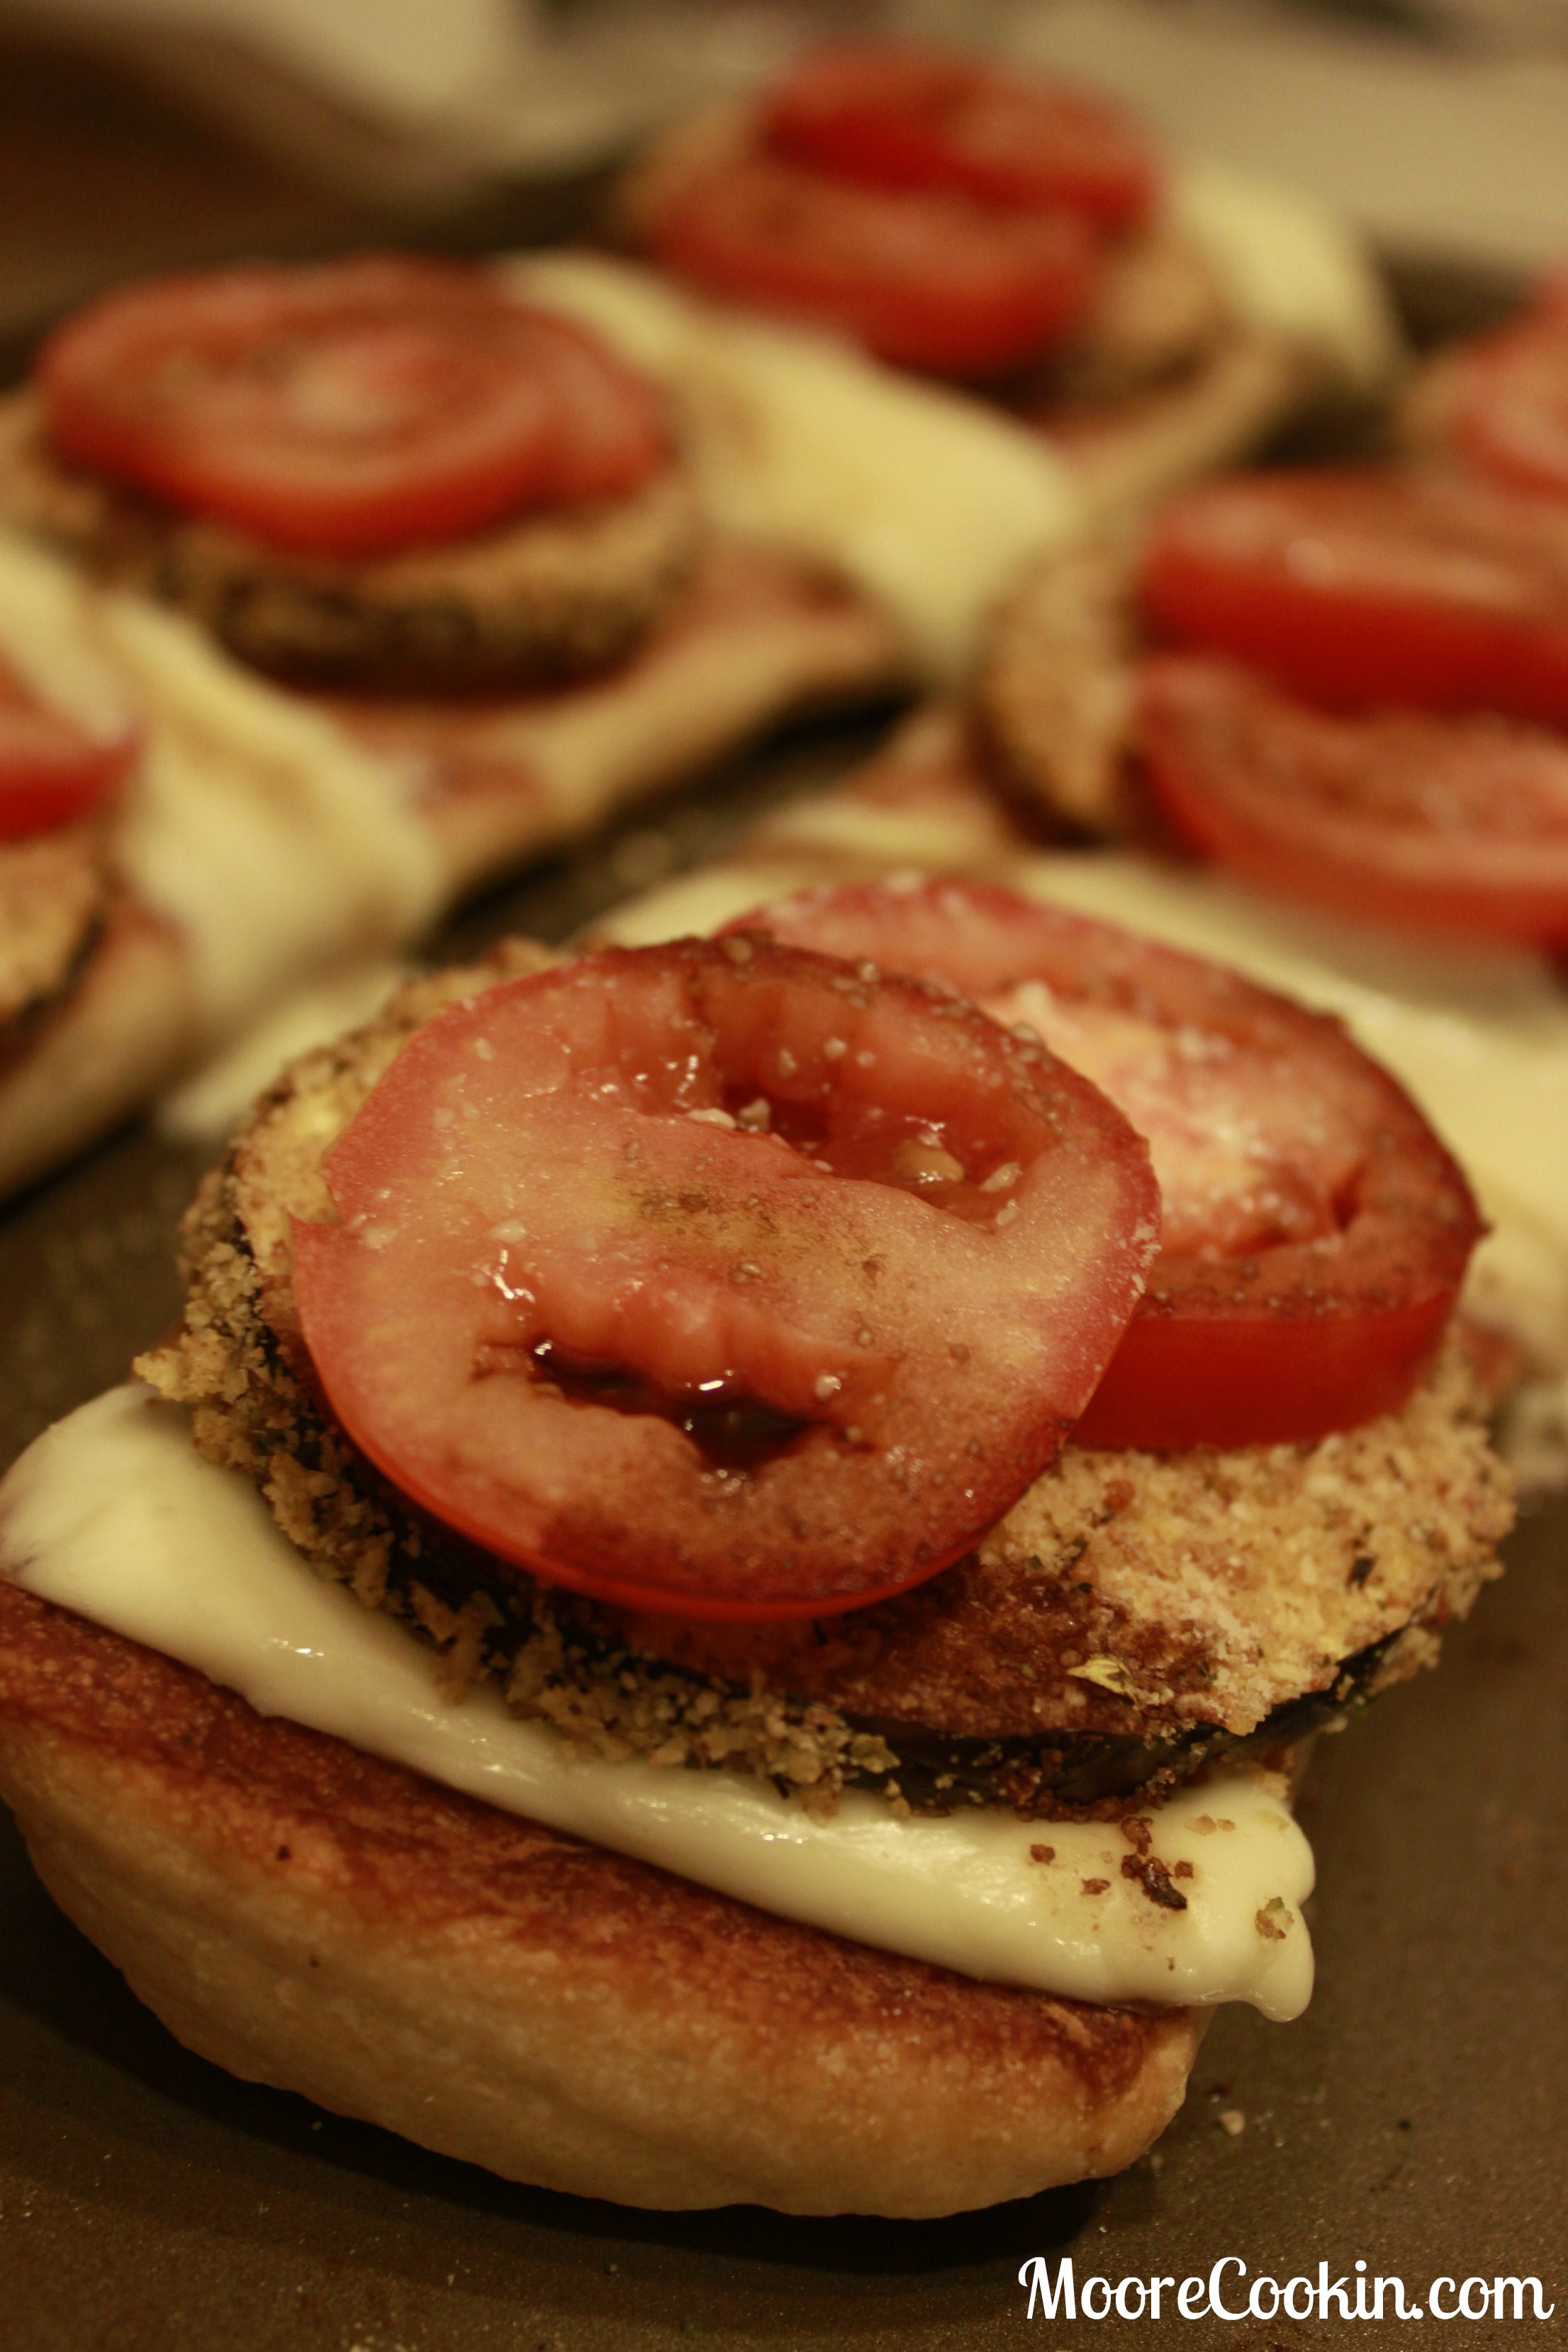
[607,96,758,258]
[0,1574,1203,2213]
[137,469,701,692]
[0,391,701,691]
[974,532,1141,837]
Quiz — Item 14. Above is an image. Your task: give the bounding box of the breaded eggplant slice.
[0,391,700,691]
[976,526,1148,838]
[618,99,1230,410]
[139,950,1513,1820]
[0,819,106,1034]
[0,890,194,1201]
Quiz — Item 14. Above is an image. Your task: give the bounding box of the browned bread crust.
[0,391,701,693]
[0,1574,1204,2214]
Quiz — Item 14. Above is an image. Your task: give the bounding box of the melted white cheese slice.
[157,957,411,1142]
[0,530,442,1038]
[102,597,440,1036]
[0,1384,1315,2022]
[503,252,1085,684]
[1167,157,1399,394]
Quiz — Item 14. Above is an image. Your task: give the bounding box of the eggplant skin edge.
[848,1630,1401,1818]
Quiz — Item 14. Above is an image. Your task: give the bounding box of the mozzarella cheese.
[504,252,1085,683]
[0,1384,1316,2022]
[158,957,411,1142]
[102,598,439,1037]
[0,530,442,1039]
[1167,157,1399,394]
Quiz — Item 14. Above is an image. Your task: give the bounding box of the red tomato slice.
[1445,315,1568,505]
[0,656,136,839]
[1140,651,1568,946]
[765,43,1159,230]
[291,938,1157,1618]
[39,257,669,559]
[731,879,1482,1450]
[651,150,1097,377]
[1141,469,1568,729]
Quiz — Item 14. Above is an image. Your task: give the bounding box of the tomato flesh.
[651,150,1097,377]
[732,880,1482,1450]
[1140,651,1568,946]
[292,939,1157,1618]
[765,43,1159,230]
[40,257,669,559]
[1141,469,1568,729]
[0,656,135,839]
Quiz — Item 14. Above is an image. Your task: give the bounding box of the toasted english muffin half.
[0,1574,1203,2216]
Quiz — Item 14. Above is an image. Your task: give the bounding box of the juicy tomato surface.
[40,257,669,559]
[765,43,1159,230]
[0,656,136,839]
[1445,314,1568,505]
[1141,652,1568,946]
[651,150,1097,376]
[734,879,1482,1450]
[1141,470,1568,729]
[292,938,1157,1618]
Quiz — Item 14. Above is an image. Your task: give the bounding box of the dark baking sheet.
[1,47,1566,2348]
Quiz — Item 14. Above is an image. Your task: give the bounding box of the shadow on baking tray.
[0,1801,1095,2275]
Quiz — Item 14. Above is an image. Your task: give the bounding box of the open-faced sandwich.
[0,878,1512,2214]
[0,254,904,1199]
[609,38,1397,522]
